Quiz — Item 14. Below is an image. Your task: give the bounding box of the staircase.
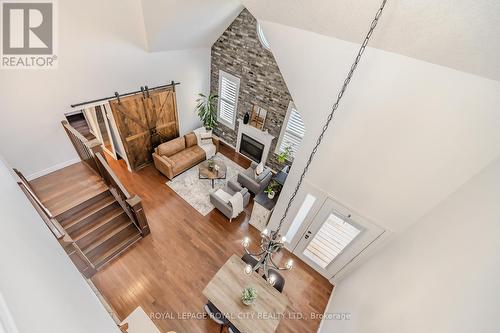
[28,161,145,274]
[15,121,150,278]
[56,190,141,269]
[66,112,95,140]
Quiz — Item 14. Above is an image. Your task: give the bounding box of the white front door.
[293,198,384,280]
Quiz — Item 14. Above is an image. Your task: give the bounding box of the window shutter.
[303,214,362,269]
[278,105,306,157]
[218,71,240,127]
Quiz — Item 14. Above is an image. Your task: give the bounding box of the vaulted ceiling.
[140,0,243,51]
[242,0,500,82]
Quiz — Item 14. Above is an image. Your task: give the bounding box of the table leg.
[212,179,214,188]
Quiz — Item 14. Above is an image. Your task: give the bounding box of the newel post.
[126,195,150,236]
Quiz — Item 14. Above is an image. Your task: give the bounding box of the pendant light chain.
[275,0,388,235]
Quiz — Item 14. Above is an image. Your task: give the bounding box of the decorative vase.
[267,191,275,199]
[243,112,250,124]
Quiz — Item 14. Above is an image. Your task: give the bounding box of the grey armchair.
[237,161,272,195]
[210,180,250,221]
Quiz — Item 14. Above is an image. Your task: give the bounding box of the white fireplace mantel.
[236,119,275,163]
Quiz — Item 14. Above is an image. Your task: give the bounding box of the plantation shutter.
[303,213,362,269]
[218,70,240,127]
[278,104,306,157]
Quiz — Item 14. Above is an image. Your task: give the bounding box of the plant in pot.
[277,144,293,165]
[241,286,257,306]
[264,180,279,199]
[196,93,218,130]
[207,159,215,171]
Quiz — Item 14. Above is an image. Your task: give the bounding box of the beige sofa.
[153,132,219,179]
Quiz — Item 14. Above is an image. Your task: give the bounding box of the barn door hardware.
[70,81,181,108]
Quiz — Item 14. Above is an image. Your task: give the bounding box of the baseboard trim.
[26,158,81,181]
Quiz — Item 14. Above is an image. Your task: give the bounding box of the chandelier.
[240,0,388,283]
[242,228,293,280]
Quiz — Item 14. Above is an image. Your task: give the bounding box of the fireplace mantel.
[236,119,275,163]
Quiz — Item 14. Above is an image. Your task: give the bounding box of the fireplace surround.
[240,134,264,162]
[235,119,275,165]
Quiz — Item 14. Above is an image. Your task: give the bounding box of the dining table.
[202,255,290,333]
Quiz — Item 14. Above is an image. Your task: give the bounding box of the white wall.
[141,0,242,51]
[0,0,210,178]
[262,22,500,236]
[0,156,120,333]
[318,156,500,333]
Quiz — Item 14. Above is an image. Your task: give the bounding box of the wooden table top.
[199,159,227,179]
[202,255,289,333]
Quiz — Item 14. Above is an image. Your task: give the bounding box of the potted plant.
[264,180,279,199]
[277,144,293,165]
[196,93,218,130]
[207,159,215,171]
[241,286,257,306]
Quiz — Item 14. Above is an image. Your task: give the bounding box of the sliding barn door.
[145,88,179,147]
[109,87,180,171]
[109,95,152,170]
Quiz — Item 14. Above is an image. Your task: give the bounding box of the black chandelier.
[241,0,389,282]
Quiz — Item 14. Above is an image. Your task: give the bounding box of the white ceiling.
[140,0,243,51]
[262,21,500,232]
[242,0,500,82]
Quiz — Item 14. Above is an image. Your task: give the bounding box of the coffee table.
[199,159,227,188]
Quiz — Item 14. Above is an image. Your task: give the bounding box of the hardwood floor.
[30,162,108,216]
[91,149,333,333]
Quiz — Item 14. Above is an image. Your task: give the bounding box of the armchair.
[210,180,250,221]
[237,161,272,195]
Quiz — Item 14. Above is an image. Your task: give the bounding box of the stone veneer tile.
[210,8,293,172]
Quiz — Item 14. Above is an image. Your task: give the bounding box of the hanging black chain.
[276,0,388,234]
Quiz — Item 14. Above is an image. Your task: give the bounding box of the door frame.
[286,183,390,283]
[99,104,118,160]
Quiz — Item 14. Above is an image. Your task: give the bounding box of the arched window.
[257,22,271,50]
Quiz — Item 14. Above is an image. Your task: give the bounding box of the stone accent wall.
[210,8,293,171]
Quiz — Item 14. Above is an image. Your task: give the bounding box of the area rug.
[166,153,245,216]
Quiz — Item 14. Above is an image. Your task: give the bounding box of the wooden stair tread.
[29,162,108,216]
[92,232,141,267]
[46,184,108,217]
[82,221,134,254]
[71,207,125,241]
[61,194,116,229]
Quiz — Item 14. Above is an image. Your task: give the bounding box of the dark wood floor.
[91,146,333,333]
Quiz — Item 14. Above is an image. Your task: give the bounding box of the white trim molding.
[26,158,80,181]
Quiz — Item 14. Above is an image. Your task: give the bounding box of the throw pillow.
[200,132,213,146]
[184,133,197,147]
[254,162,264,178]
[193,127,207,146]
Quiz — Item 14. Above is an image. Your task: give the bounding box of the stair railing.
[61,120,150,237]
[14,168,98,278]
[13,168,66,239]
[61,120,102,175]
[94,152,150,236]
